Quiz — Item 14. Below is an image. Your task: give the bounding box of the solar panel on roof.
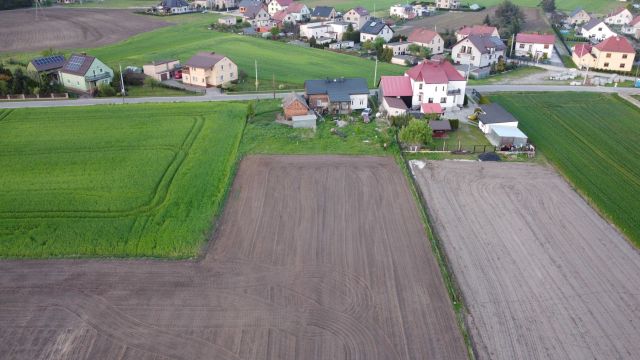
[66,56,85,71]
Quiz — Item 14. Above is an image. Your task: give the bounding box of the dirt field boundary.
[395,151,477,360]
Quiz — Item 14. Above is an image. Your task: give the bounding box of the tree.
[97,83,116,97]
[389,114,412,128]
[0,80,8,97]
[373,37,385,54]
[144,76,160,89]
[270,26,280,38]
[483,14,491,25]
[539,0,555,13]
[494,0,526,38]
[378,47,393,62]
[309,36,317,47]
[399,119,432,149]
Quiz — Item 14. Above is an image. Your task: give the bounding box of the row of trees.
[0,64,64,97]
[0,0,35,10]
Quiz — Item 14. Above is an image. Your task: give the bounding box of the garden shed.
[487,125,528,147]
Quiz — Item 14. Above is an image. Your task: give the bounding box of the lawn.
[125,84,201,97]
[431,122,491,151]
[0,102,247,258]
[0,14,403,91]
[469,66,546,85]
[491,92,640,247]
[240,100,388,156]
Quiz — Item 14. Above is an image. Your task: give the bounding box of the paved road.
[1,85,639,109]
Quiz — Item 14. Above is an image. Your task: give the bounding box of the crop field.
[0,102,246,258]
[0,156,467,359]
[0,8,171,53]
[413,161,640,359]
[491,92,640,247]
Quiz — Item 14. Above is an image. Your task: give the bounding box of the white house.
[604,7,633,25]
[267,0,292,15]
[581,19,616,42]
[285,2,310,22]
[157,0,190,14]
[565,8,592,25]
[514,33,555,60]
[452,34,506,68]
[299,21,349,41]
[344,7,370,29]
[455,25,500,41]
[384,41,410,55]
[436,0,459,9]
[622,16,640,38]
[477,103,519,134]
[390,4,416,19]
[379,59,467,115]
[58,53,114,93]
[360,19,394,43]
[407,28,444,55]
[242,3,272,27]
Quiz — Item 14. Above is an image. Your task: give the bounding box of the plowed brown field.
[412,160,640,360]
[0,156,467,359]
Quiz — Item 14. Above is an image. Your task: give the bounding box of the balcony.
[85,72,111,82]
[447,89,462,96]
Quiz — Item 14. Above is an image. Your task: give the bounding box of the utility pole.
[254,60,259,92]
[510,33,515,59]
[119,64,125,103]
[373,58,378,87]
[35,0,38,21]
[583,62,590,85]
[272,73,275,99]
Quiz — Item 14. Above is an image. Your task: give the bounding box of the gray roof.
[429,120,452,131]
[239,0,260,8]
[185,52,226,68]
[243,2,265,18]
[582,18,604,31]
[384,96,407,110]
[311,6,334,17]
[60,54,95,76]
[29,55,65,72]
[360,19,392,35]
[570,7,584,17]
[480,103,518,124]
[305,78,368,102]
[283,92,309,109]
[160,0,189,8]
[464,34,506,54]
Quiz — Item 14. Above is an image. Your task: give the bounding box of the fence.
[408,143,497,153]
[2,93,69,101]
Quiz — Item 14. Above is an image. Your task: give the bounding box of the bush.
[97,83,116,97]
[144,76,160,89]
[448,119,459,130]
[399,119,432,149]
[478,95,491,104]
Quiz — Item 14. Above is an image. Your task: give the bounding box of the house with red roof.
[455,25,499,41]
[514,33,555,60]
[622,16,640,39]
[285,2,310,22]
[407,28,444,55]
[604,7,633,26]
[267,0,292,15]
[272,10,296,26]
[572,36,635,72]
[379,59,467,116]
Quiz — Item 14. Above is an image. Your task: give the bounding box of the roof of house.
[461,34,507,54]
[60,54,95,76]
[185,52,227,68]
[516,33,555,45]
[160,0,189,8]
[429,119,451,130]
[361,19,391,35]
[406,60,465,84]
[283,92,309,109]
[272,10,289,22]
[243,3,266,18]
[422,103,444,114]
[239,0,261,7]
[305,77,369,102]
[582,18,606,31]
[480,103,518,124]
[456,25,498,37]
[384,41,409,47]
[270,0,292,6]
[286,2,306,13]
[29,55,65,72]
[490,124,527,138]
[607,7,629,18]
[595,35,635,53]
[384,96,408,110]
[311,5,334,17]
[629,15,640,26]
[570,7,586,17]
[348,6,369,16]
[408,28,440,44]
[573,43,592,57]
[380,75,413,96]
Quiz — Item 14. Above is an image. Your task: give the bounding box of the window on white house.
[604,62,610,67]
[428,98,433,103]
[419,84,422,89]
[620,63,626,68]
[440,97,446,103]
[519,44,525,48]
[623,54,628,59]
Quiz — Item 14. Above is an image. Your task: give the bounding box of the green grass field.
[469,66,546,85]
[491,92,640,247]
[0,14,404,90]
[0,102,246,258]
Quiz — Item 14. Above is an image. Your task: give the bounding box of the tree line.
[1,0,36,10]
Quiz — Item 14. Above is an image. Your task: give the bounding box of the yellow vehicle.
[468,108,483,121]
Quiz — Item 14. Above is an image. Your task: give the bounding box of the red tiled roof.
[272,10,288,21]
[422,103,443,114]
[607,7,628,17]
[516,33,555,45]
[273,0,293,6]
[379,76,413,97]
[286,2,305,13]
[457,25,497,37]
[595,36,635,53]
[630,15,640,26]
[406,60,465,84]
[408,28,439,44]
[572,43,592,57]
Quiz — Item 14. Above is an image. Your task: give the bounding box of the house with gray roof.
[311,6,336,20]
[477,103,519,134]
[304,77,369,114]
[566,8,591,25]
[27,55,66,80]
[157,0,190,14]
[451,34,506,68]
[580,18,616,42]
[360,19,394,43]
[58,54,113,94]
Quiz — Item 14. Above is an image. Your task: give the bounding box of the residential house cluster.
[28,53,114,94]
[240,0,310,32]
